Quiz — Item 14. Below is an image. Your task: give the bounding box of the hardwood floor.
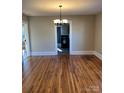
[22,55,102,93]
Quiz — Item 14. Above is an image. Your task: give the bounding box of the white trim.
[30,51,102,60]
[31,51,57,56]
[54,26,58,54]
[69,21,72,53]
[93,51,102,60]
[70,51,102,60]
[70,51,94,55]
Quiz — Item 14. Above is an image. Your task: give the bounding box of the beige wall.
[69,16,95,51]
[29,15,95,53]
[94,13,102,54]
[29,16,56,52]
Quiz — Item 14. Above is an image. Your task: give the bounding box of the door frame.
[22,21,30,57]
[55,21,72,55]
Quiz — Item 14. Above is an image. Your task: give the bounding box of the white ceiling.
[22,0,102,16]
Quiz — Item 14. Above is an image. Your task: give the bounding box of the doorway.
[56,23,70,55]
[22,23,30,62]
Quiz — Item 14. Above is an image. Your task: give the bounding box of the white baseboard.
[70,51,94,55]
[93,51,102,60]
[30,51,102,60]
[70,51,102,60]
[31,51,57,56]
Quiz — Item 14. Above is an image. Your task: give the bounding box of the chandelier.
[54,5,68,25]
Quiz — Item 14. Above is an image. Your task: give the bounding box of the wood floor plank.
[22,55,102,93]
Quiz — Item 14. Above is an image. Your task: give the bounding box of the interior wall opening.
[22,23,30,62]
[56,23,70,55]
